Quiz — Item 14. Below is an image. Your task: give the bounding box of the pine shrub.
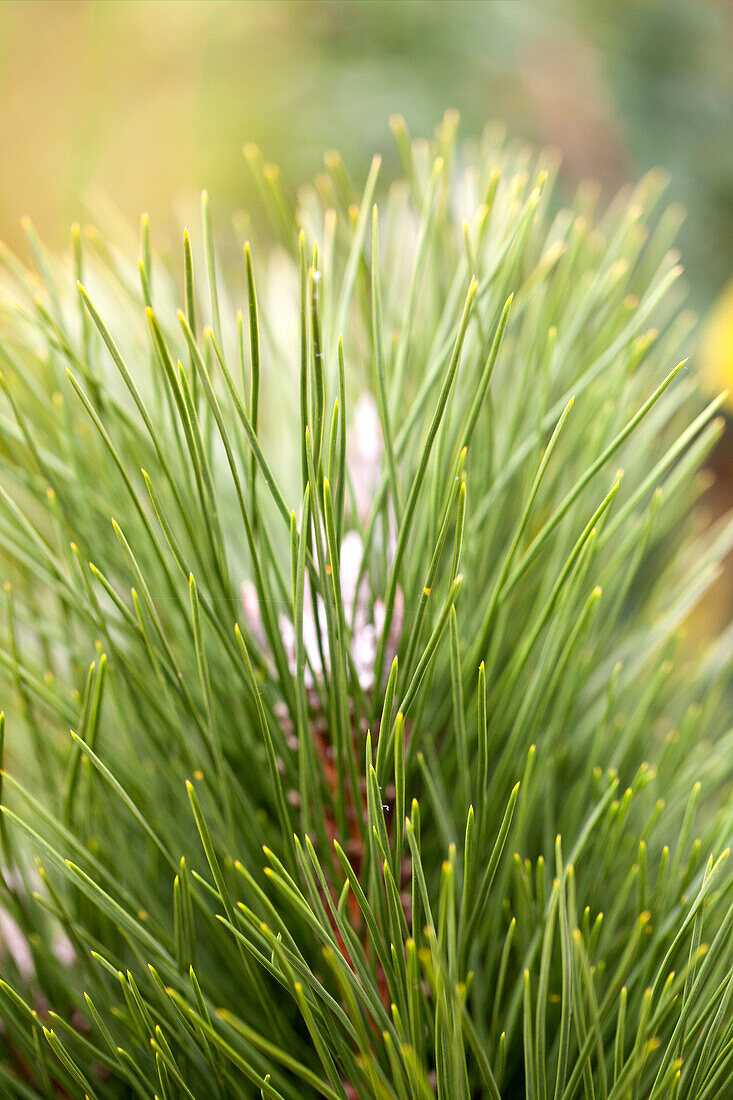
[0,116,731,1098]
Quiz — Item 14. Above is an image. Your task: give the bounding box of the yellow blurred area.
[702,279,733,408]
[0,1,283,246]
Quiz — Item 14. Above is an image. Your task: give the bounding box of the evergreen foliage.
[0,116,731,1098]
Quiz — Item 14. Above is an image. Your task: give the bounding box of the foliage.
[0,117,731,1098]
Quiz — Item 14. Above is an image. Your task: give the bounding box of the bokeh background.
[1,0,732,615]
[2,0,733,385]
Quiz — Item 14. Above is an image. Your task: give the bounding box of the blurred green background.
[1,0,732,309]
[1,0,733,396]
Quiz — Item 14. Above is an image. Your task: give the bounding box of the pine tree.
[0,115,731,1098]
